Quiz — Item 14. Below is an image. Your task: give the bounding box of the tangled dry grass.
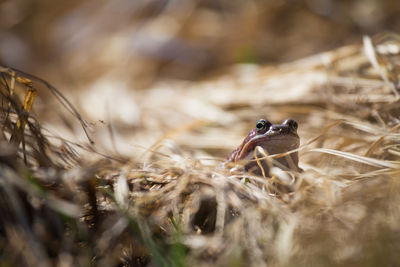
[1,33,400,267]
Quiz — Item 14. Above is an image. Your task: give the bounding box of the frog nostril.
[270,126,280,132]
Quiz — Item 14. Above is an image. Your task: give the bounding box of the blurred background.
[1,0,400,158]
[1,0,400,88]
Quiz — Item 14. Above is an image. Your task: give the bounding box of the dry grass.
[1,33,400,267]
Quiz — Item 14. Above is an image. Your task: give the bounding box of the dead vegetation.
[1,33,400,267]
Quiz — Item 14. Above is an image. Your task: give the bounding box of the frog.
[226,119,301,175]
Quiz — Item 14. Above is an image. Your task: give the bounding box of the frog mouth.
[238,134,300,160]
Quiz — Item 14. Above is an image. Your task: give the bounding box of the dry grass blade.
[2,66,94,144]
[363,35,399,98]
[309,148,399,168]
[254,146,270,178]
[9,85,36,146]
[365,123,400,157]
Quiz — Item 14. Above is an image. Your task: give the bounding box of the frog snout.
[270,126,281,132]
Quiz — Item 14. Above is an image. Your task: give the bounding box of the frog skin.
[226,119,301,175]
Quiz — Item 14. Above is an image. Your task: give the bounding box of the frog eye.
[256,119,271,133]
[284,119,298,130]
